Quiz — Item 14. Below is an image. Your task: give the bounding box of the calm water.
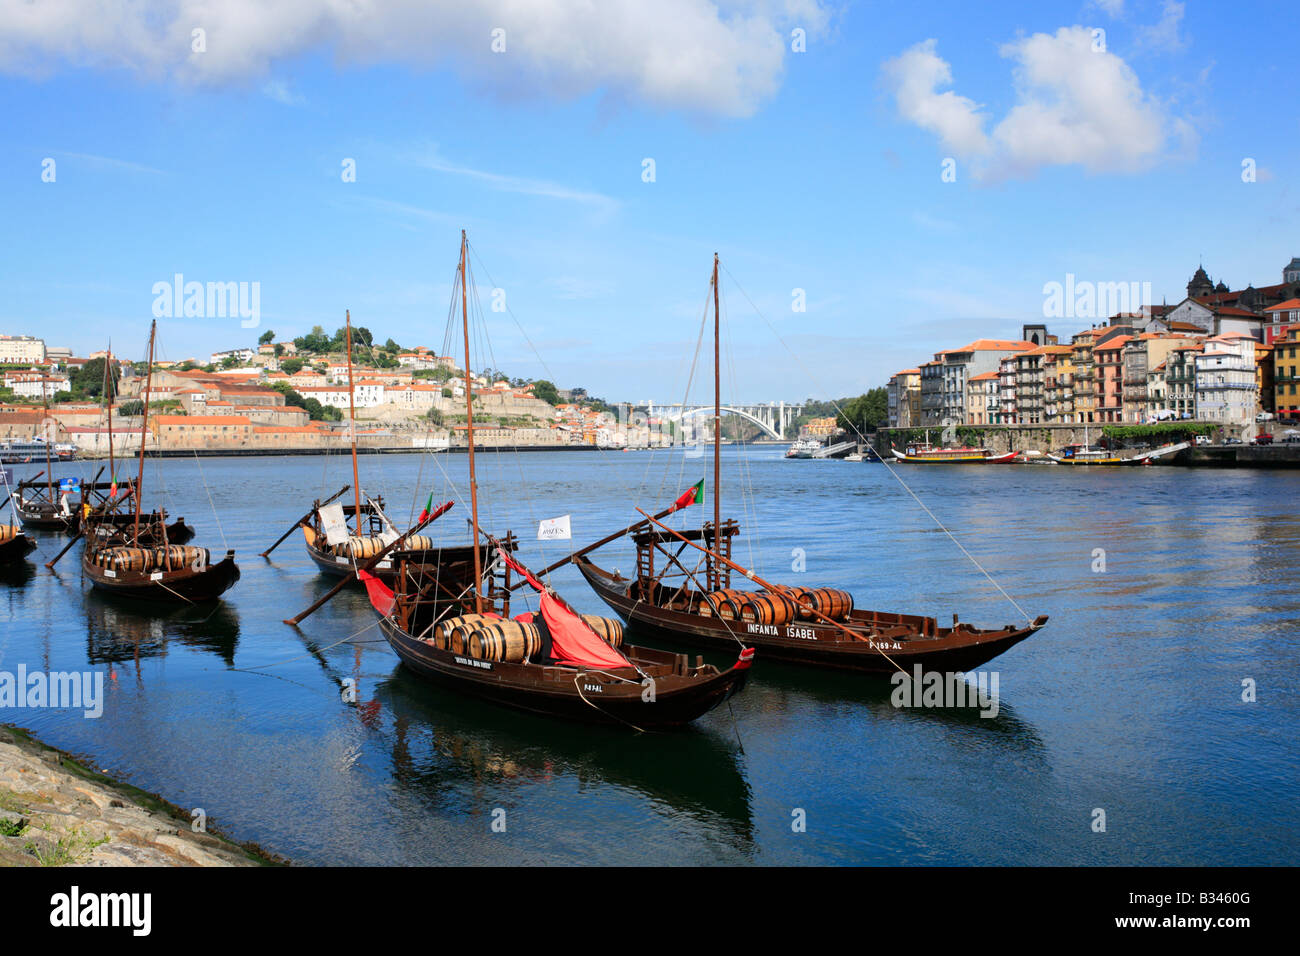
[2,447,1297,865]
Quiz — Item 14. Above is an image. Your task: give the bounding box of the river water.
[2,447,1296,865]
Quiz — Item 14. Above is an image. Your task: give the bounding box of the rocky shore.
[0,724,278,867]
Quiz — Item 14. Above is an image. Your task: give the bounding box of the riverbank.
[0,724,280,867]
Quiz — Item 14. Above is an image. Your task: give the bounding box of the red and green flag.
[671,478,704,512]
[109,473,118,498]
[418,492,434,522]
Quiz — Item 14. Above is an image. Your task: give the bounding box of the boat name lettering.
[785,626,816,640]
[453,656,492,670]
[582,683,603,693]
[745,623,778,636]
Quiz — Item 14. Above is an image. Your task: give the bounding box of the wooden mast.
[711,252,722,592]
[133,321,156,544]
[345,310,362,534]
[460,230,484,614]
[105,344,114,500]
[41,376,53,504]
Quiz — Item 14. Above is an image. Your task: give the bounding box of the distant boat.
[891,443,1019,464]
[1047,441,1190,466]
[785,437,821,459]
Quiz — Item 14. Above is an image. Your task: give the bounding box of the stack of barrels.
[697,586,853,624]
[424,612,626,662]
[396,534,434,552]
[333,535,388,559]
[90,546,209,573]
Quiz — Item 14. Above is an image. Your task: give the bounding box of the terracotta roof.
[968,371,1000,381]
[1264,298,1300,312]
[1094,336,1133,351]
[948,339,1036,354]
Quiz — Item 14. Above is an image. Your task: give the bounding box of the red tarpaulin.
[358,570,394,617]
[540,590,632,670]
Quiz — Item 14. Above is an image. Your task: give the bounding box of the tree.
[221,355,240,369]
[273,343,284,357]
[383,338,401,352]
[531,379,560,405]
[258,329,275,345]
[69,357,120,401]
[280,358,305,375]
[836,387,888,433]
[353,326,373,348]
[427,408,444,427]
[294,325,330,354]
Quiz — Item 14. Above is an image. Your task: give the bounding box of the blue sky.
[0,0,1295,403]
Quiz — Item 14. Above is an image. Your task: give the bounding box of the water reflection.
[372,668,756,851]
[84,592,241,666]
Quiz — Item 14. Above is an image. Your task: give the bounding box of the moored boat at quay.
[890,443,1019,464]
[1047,441,1190,466]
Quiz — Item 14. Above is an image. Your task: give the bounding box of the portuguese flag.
[109,473,118,498]
[671,478,705,512]
[418,492,434,522]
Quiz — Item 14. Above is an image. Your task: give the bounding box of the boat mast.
[105,345,114,496]
[41,375,53,503]
[133,320,156,545]
[711,252,722,592]
[345,310,362,534]
[460,230,484,614]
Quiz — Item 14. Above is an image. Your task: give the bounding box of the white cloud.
[0,0,829,117]
[882,27,1184,179]
[880,39,990,156]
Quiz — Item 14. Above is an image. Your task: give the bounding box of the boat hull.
[576,557,1045,674]
[380,615,751,728]
[0,532,37,566]
[83,551,241,602]
[891,449,1020,464]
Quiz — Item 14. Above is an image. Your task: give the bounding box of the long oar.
[45,528,84,569]
[635,508,886,652]
[284,500,453,626]
[506,502,683,591]
[261,484,351,558]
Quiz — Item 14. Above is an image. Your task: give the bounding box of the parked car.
[1194,435,1212,446]
[1253,433,1274,445]
[1257,412,1275,422]
[1224,437,1243,445]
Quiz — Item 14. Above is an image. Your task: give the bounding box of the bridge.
[643,401,805,441]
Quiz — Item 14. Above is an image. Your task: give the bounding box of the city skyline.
[1,0,1295,402]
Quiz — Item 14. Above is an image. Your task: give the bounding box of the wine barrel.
[148,545,210,570]
[100,547,152,573]
[580,615,624,648]
[399,535,434,552]
[0,525,16,543]
[739,592,799,626]
[698,589,747,619]
[436,614,489,651]
[336,535,387,559]
[468,620,542,663]
[791,587,854,621]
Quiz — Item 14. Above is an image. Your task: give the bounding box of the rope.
[244,616,384,670]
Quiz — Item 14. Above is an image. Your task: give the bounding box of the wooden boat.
[1047,441,1190,466]
[0,522,37,567]
[891,443,1019,464]
[562,254,1046,675]
[365,232,752,729]
[76,327,239,603]
[297,492,464,587]
[89,509,195,544]
[265,312,459,588]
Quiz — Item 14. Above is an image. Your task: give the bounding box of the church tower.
[1187,264,1214,299]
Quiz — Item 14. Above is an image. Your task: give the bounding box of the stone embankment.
[0,724,275,867]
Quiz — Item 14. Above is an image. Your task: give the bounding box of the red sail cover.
[358,570,395,617]
[540,591,632,670]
